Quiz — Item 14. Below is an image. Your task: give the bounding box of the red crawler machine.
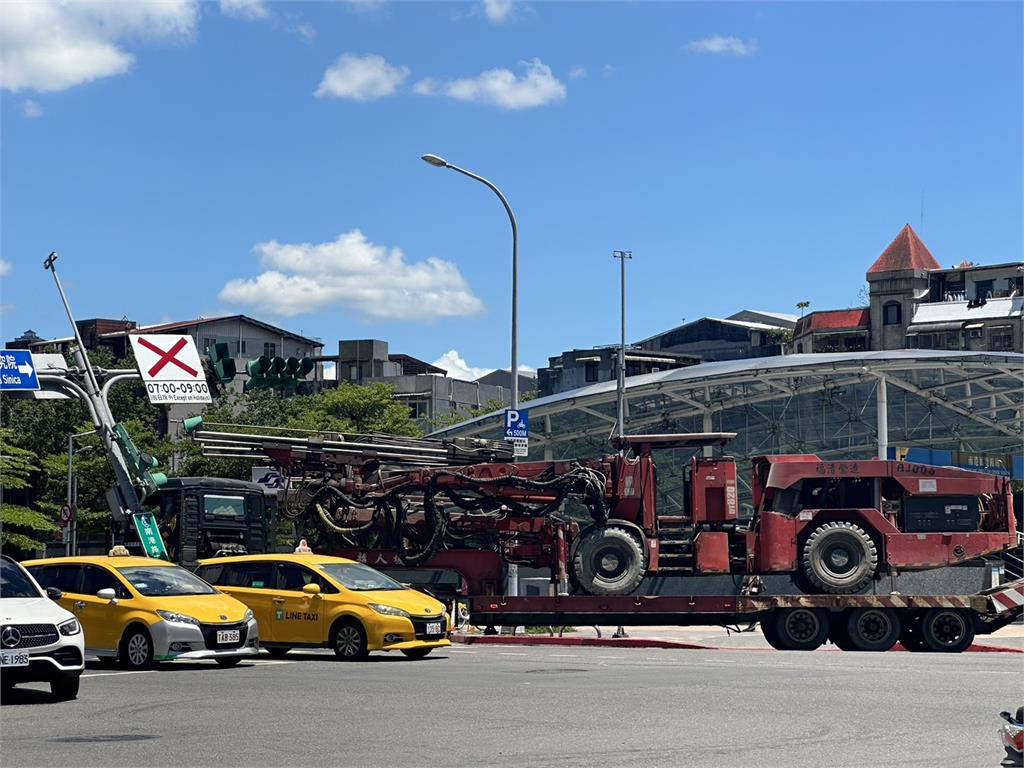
[193,427,1017,598]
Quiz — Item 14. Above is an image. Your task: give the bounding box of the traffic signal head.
[183,416,204,436]
[269,356,287,375]
[298,358,315,377]
[246,356,272,378]
[208,342,237,384]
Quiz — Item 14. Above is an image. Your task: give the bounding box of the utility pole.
[613,251,633,449]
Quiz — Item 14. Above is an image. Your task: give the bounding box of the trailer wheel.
[801,521,878,594]
[766,608,829,651]
[572,526,647,596]
[846,608,901,652]
[828,613,857,651]
[920,608,974,653]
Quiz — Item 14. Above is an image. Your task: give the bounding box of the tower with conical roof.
[867,224,940,350]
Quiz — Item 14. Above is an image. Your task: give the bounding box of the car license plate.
[426,622,442,635]
[216,630,240,644]
[0,651,29,667]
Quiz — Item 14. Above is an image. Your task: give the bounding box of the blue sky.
[2,1,1021,380]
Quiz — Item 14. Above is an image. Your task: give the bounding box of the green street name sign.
[132,512,169,559]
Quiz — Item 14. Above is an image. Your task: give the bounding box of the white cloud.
[20,99,44,118]
[0,0,199,93]
[433,350,494,382]
[686,35,757,57]
[219,229,485,321]
[315,53,410,100]
[220,0,269,21]
[413,58,566,110]
[482,0,515,23]
[0,260,11,277]
[294,23,316,43]
[568,66,586,80]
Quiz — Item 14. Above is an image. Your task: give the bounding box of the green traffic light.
[270,356,286,375]
[299,358,315,377]
[246,356,271,377]
[183,416,204,435]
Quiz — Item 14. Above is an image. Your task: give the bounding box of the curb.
[453,634,714,650]
[453,634,1024,654]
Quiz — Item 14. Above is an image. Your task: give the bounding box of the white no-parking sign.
[129,334,212,404]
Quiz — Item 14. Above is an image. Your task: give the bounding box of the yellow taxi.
[195,553,450,660]
[23,553,259,669]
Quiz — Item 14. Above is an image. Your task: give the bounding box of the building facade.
[637,310,796,362]
[537,347,700,398]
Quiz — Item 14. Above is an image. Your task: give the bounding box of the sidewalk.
[455,621,1024,653]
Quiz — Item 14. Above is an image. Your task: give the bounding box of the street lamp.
[421,154,520,409]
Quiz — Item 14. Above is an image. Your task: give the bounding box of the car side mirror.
[46,587,63,601]
[1000,711,1013,723]
[97,587,118,603]
[302,583,321,596]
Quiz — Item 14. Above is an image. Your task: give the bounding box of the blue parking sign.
[0,350,40,391]
[504,408,529,439]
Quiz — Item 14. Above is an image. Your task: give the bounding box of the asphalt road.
[2,646,1020,768]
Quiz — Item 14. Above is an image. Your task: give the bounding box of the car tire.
[920,608,975,653]
[846,608,901,652]
[266,647,291,658]
[120,626,155,669]
[50,675,80,701]
[572,526,647,596]
[768,608,830,651]
[801,521,878,594]
[330,618,369,661]
[215,657,242,667]
[401,648,433,660]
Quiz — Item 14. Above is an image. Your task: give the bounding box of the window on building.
[968,327,985,339]
[410,400,431,420]
[945,331,960,349]
[263,342,276,358]
[918,334,934,349]
[990,326,1014,351]
[584,362,599,382]
[235,340,247,355]
[626,362,641,377]
[882,302,902,325]
[974,280,994,301]
[844,336,867,352]
[202,337,216,353]
[796,343,804,353]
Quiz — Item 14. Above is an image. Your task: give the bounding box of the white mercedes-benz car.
[1,554,85,700]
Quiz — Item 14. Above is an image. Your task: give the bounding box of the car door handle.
[74,601,86,609]
[272,598,285,603]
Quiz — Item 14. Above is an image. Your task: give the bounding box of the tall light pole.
[421,154,520,409]
[613,250,632,448]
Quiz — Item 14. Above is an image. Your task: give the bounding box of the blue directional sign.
[504,408,529,439]
[0,350,40,391]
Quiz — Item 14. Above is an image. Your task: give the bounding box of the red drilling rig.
[191,425,1017,597]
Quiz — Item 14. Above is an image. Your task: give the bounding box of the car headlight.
[369,604,410,618]
[156,610,201,626]
[244,609,254,622]
[57,618,81,636]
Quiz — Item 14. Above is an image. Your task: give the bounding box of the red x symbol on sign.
[137,337,199,378]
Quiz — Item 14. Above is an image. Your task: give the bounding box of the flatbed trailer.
[466,577,1024,653]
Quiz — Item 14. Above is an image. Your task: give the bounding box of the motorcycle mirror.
[999,711,1012,722]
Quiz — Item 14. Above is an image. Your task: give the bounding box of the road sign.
[504,408,529,440]
[0,350,40,391]
[131,512,169,559]
[59,503,76,524]
[510,437,529,457]
[129,334,212,404]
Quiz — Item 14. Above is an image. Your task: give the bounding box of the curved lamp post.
[421,154,520,410]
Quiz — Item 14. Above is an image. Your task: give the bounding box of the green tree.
[0,428,56,554]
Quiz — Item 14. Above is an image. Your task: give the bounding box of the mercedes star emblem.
[1,626,22,648]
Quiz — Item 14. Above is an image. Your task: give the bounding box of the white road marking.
[498,652,527,656]
[548,654,580,658]
[82,670,156,678]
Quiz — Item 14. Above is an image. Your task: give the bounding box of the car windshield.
[0,559,43,599]
[318,563,405,591]
[117,565,217,596]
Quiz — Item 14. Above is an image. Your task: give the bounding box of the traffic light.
[113,423,167,500]
[183,416,204,436]
[245,355,315,391]
[208,342,237,384]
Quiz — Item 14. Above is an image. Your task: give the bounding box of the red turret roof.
[794,308,870,337]
[867,224,941,274]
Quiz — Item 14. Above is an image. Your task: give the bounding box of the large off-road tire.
[120,626,155,669]
[920,609,975,653]
[846,608,901,652]
[330,618,369,661]
[801,521,878,594]
[572,526,647,596]
[765,608,830,651]
[50,675,80,701]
